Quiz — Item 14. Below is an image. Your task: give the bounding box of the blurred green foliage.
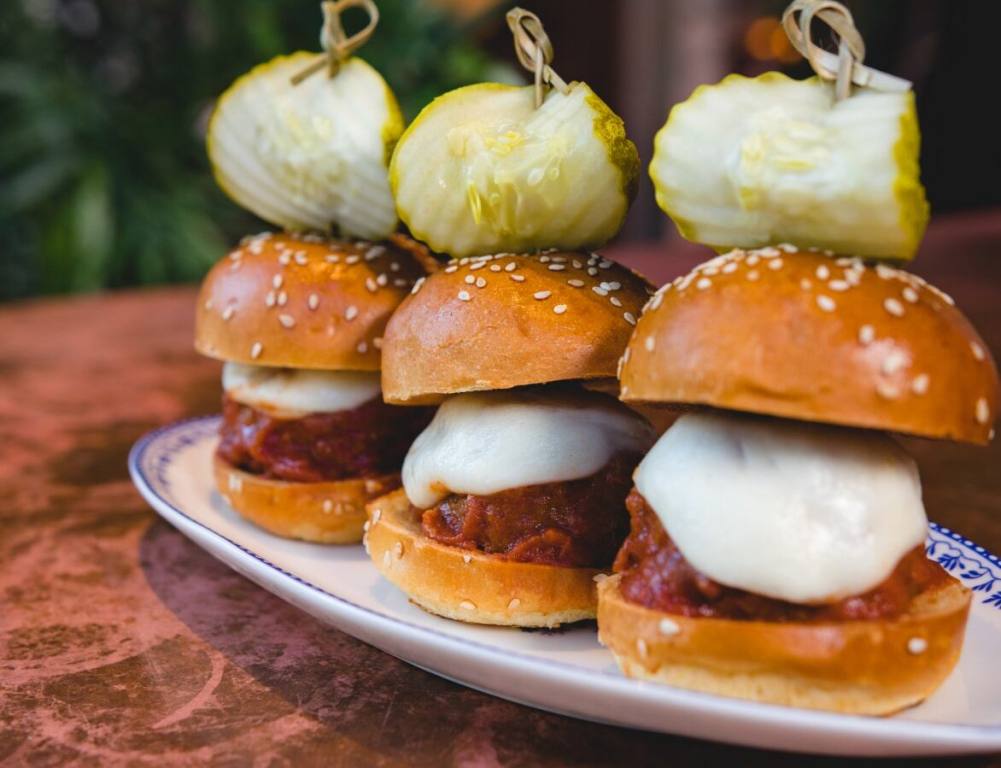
[0,0,505,301]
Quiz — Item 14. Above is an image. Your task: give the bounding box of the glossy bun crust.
[381,251,653,404]
[213,455,399,544]
[621,247,998,445]
[365,489,600,626]
[196,232,430,371]
[597,574,970,715]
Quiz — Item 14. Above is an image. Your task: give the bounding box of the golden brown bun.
[381,252,654,404]
[196,232,430,371]
[213,455,399,544]
[597,573,971,715]
[621,247,999,445]
[365,489,600,626]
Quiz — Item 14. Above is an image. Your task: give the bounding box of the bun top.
[381,251,654,404]
[620,246,998,445]
[195,232,429,371]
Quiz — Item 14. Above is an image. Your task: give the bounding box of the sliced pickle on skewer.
[207,53,403,239]
[650,73,929,260]
[391,82,638,258]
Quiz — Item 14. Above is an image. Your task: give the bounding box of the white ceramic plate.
[129,416,1001,757]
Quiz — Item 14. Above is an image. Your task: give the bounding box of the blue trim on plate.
[128,415,1001,740]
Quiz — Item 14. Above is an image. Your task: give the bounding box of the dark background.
[2,0,997,302]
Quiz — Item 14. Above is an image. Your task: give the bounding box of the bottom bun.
[596,572,971,715]
[365,488,601,627]
[213,455,398,544]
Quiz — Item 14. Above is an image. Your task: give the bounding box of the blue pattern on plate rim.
[135,415,1001,612]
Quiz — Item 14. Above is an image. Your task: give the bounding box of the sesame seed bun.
[596,573,970,715]
[381,252,654,404]
[214,455,399,544]
[365,489,600,627]
[620,247,999,445]
[195,232,431,371]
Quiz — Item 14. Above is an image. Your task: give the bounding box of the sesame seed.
[567,279,584,287]
[881,350,908,375]
[357,341,368,353]
[534,290,551,300]
[746,270,759,281]
[459,258,470,266]
[469,262,485,271]
[768,258,783,270]
[911,374,929,395]
[876,264,896,280]
[816,295,836,312]
[459,600,476,611]
[505,262,517,272]
[462,553,472,564]
[592,286,608,296]
[746,255,760,266]
[599,260,612,269]
[393,541,404,559]
[645,336,655,352]
[907,637,928,655]
[469,277,484,289]
[971,342,986,361]
[510,274,526,282]
[308,293,319,310]
[365,246,386,261]
[758,247,780,258]
[876,382,899,400]
[457,290,471,302]
[278,313,295,328]
[390,261,401,272]
[365,277,377,292]
[265,291,276,308]
[222,306,235,321]
[464,275,475,284]
[624,312,636,326]
[412,277,425,294]
[903,287,919,303]
[548,264,566,271]
[229,250,243,261]
[828,280,850,292]
[702,267,718,276]
[277,291,287,306]
[278,252,291,266]
[322,500,333,514]
[376,273,388,287]
[572,260,582,269]
[858,325,875,345]
[445,265,458,273]
[250,342,263,359]
[539,255,550,264]
[325,254,340,263]
[272,274,283,289]
[976,398,990,425]
[696,278,712,290]
[722,262,738,274]
[294,252,308,266]
[816,265,830,280]
[587,267,598,276]
[553,304,567,315]
[884,298,905,317]
[345,254,360,265]
[507,598,521,610]
[610,296,622,307]
[345,305,358,320]
[394,278,407,287]
[636,638,648,658]
[489,264,501,272]
[658,618,680,636]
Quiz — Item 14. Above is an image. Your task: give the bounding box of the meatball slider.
[598,246,998,714]
[196,232,431,543]
[365,253,656,627]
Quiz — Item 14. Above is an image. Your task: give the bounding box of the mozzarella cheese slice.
[402,388,655,509]
[634,411,928,604]
[222,362,381,417]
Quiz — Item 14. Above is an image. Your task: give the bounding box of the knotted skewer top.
[291,0,379,86]
[506,7,569,108]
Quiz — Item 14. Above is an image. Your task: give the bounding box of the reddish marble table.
[3,212,1001,766]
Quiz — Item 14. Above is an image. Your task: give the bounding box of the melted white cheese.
[222,362,381,417]
[634,412,927,604]
[402,389,655,509]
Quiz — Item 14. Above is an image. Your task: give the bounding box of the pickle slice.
[391,82,638,258]
[650,73,929,260]
[207,53,403,239]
